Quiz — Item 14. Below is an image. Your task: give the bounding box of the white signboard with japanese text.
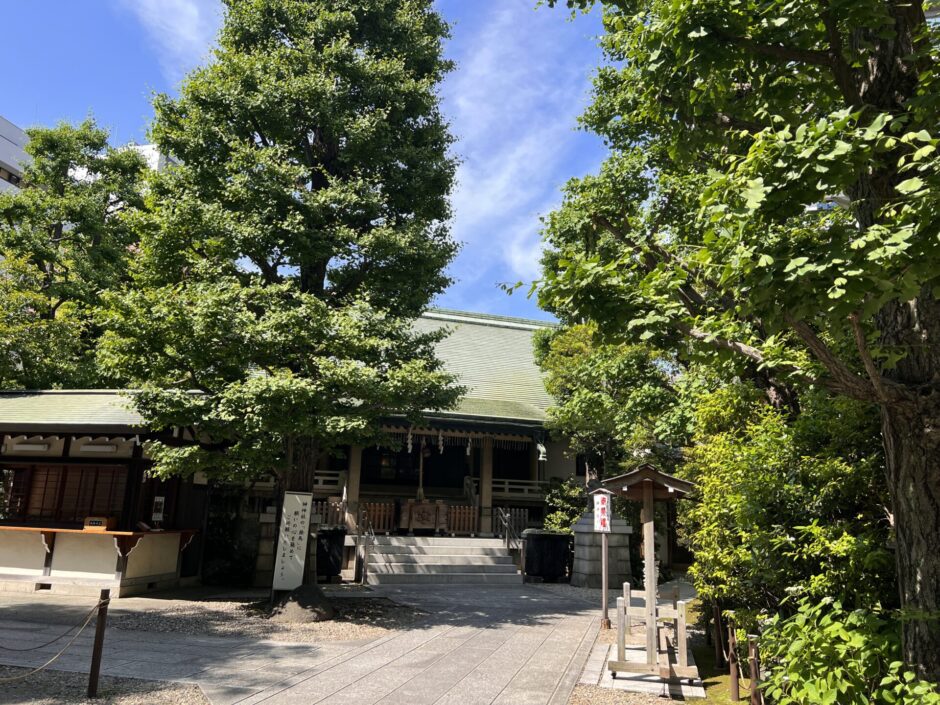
[273,491,313,591]
[593,493,611,533]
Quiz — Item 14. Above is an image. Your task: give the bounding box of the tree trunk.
[878,292,940,682]
[286,436,319,492]
[881,402,940,682]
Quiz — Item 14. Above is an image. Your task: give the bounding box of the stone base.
[571,511,632,589]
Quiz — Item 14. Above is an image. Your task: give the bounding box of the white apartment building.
[0,116,28,194]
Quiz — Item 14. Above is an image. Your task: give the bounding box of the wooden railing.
[313,469,345,494]
[311,499,346,527]
[448,505,478,535]
[472,478,548,500]
[362,501,395,533]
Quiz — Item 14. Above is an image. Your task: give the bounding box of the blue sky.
[3,1,607,321]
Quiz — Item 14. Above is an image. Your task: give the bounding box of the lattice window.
[12,465,128,525]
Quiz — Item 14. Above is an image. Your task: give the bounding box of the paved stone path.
[0,586,598,705]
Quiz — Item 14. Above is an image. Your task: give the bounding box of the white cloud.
[438,1,604,294]
[115,0,222,84]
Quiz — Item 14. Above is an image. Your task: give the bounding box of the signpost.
[273,491,313,592]
[594,492,611,629]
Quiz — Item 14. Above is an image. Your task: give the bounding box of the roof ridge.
[0,389,134,395]
[424,308,557,330]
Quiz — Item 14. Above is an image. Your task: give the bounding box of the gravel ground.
[568,684,665,705]
[0,666,208,705]
[109,596,425,643]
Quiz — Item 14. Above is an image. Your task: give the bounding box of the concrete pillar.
[345,445,362,531]
[480,437,493,534]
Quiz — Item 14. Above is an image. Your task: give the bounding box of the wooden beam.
[607,660,699,680]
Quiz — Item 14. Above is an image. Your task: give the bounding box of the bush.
[760,599,940,705]
[680,404,893,625]
[543,476,587,533]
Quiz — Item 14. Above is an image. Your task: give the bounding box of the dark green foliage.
[99,0,463,482]
[681,393,894,627]
[543,476,587,533]
[0,120,145,388]
[534,323,686,476]
[760,599,940,705]
[539,0,940,681]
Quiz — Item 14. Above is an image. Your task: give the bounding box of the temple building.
[0,309,580,594]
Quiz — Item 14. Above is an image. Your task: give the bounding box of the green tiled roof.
[0,310,556,430]
[0,390,144,433]
[416,309,555,423]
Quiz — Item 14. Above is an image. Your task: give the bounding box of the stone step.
[366,572,523,586]
[366,562,519,575]
[369,545,509,556]
[371,536,506,548]
[367,553,515,565]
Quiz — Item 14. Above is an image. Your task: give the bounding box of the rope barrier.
[0,599,107,652]
[0,598,107,684]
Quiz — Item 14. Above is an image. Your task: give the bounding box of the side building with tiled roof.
[0,309,578,594]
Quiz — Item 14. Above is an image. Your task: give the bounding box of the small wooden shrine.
[601,463,697,683]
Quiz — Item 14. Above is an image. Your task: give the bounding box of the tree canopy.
[99,0,462,484]
[542,0,940,680]
[0,120,145,388]
[534,323,685,476]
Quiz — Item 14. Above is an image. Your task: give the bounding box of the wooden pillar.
[529,442,538,481]
[601,530,611,629]
[345,446,362,531]
[642,479,657,665]
[480,437,494,534]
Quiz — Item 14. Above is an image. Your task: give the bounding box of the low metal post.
[600,530,610,629]
[87,588,110,698]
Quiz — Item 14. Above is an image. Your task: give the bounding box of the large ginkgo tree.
[542,0,940,679]
[100,0,462,488]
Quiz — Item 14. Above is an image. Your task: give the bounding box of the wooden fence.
[311,499,345,527]
[448,505,478,535]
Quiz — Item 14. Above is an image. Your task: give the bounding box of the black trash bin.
[523,529,571,582]
[315,527,347,578]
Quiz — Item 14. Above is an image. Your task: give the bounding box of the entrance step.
[371,536,506,548]
[368,562,518,574]
[365,536,522,585]
[369,545,509,556]
[367,572,523,585]
[368,553,514,565]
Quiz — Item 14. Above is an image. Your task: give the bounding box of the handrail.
[357,506,376,585]
[496,507,525,575]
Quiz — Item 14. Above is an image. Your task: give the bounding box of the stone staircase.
[365,536,523,585]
